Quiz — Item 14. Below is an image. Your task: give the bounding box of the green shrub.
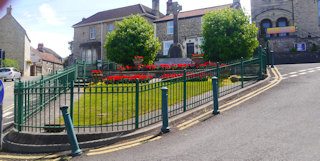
[201,8,259,62]
[290,47,297,52]
[312,44,318,51]
[105,14,161,66]
[2,58,19,69]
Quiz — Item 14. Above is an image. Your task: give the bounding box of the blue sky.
[0,0,251,58]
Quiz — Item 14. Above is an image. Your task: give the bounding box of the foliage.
[103,75,153,83]
[155,54,167,61]
[290,47,297,52]
[312,44,318,51]
[201,8,259,62]
[2,58,19,69]
[117,62,228,71]
[105,14,161,66]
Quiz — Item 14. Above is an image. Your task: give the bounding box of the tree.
[2,58,19,69]
[105,14,161,66]
[201,8,259,62]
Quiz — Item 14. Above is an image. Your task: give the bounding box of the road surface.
[75,63,320,160]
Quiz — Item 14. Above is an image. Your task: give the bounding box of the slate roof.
[31,48,63,65]
[154,4,232,23]
[73,4,164,27]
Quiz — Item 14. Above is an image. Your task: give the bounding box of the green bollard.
[212,77,220,115]
[60,105,82,156]
[161,87,170,133]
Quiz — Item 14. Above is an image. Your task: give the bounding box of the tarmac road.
[2,76,40,132]
[75,63,320,160]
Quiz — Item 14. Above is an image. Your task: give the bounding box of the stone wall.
[0,14,28,74]
[274,51,320,64]
[252,0,320,52]
[73,16,155,63]
[155,16,203,56]
[41,60,63,75]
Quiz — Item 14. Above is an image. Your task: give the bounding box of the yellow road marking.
[87,142,142,156]
[88,136,163,156]
[221,67,282,112]
[178,120,200,131]
[177,67,282,130]
[4,104,14,113]
[176,112,210,128]
[0,154,59,160]
[148,136,162,142]
[89,135,153,153]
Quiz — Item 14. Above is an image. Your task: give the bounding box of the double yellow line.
[177,67,282,131]
[0,154,59,160]
[87,135,162,156]
[4,104,14,113]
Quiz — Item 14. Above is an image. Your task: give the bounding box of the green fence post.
[259,46,263,80]
[70,81,74,121]
[83,61,86,80]
[183,69,187,112]
[40,75,44,109]
[161,87,170,133]
[216,62,220,97]
[271,50,274,68]
[212,77,220,115]
[241,57,244,88]
[74,59,78,80]
[135,79,139,129]
[17,81,24,132]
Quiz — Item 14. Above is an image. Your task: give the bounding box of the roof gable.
[155,4,232,23]
[31,48,62,64]
[73,4,163,27]
[0,14,31,42]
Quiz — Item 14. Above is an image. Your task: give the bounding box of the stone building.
[155,0,240,57]
[0,6,31,76]
[30,44,63,76]
[72,1,163,64]
[251,0,320,52]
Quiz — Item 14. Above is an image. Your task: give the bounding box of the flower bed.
[117,62,228,71]
[92,70,102,75]
[160,73,210,81]
[103,75,154,83]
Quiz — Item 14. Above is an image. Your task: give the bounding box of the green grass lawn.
[69,77,238,126]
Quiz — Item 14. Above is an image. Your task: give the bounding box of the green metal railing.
[14,47,267,133]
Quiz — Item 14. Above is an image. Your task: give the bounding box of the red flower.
[92,70,102,74]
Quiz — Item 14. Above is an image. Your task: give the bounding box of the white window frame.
[107,24,113,34]
[90,27,95,39]
[163,40,173,56]
[167,21,174,35]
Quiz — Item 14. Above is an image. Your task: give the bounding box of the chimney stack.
[38,43,44,52]
[7,5,12,15]
[166,0,172,16]
[152,0,160,18]
[232,0,241,9]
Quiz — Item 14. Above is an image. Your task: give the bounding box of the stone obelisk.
[168,2,184,58]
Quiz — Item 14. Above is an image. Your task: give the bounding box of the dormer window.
[90,27,95,39]
[167,21,174,35]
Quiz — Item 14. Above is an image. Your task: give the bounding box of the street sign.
[0,80,4,104]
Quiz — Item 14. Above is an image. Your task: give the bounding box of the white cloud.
[39,4,65,26]
[29,31,72,58]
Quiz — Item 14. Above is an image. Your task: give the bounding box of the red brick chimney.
[166,0,172,16]
[6,5,12,15]
[38,43,44,52]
